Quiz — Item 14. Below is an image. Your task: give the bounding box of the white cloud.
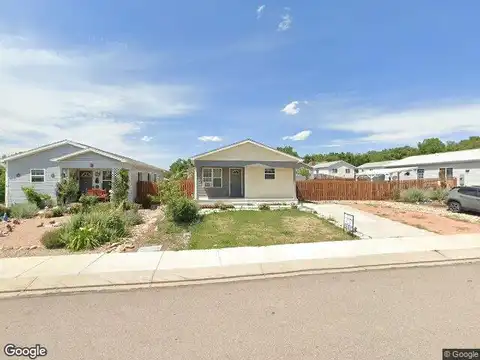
[198,136,223,142]
[141,136,153,142]
[256,5,266,19]
[282,130,312,141]
[277,13,292,31]
[281,101,301,115]
[318,100,480,144]
[0,34,199,166]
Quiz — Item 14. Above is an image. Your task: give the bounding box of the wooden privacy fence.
[136,180,194,203]
[296,178,457,202]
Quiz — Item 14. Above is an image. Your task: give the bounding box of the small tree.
[111,169,130,207]
[56,176,80,205]
[297,167,311,180]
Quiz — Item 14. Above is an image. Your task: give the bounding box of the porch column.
[194,166,198,200]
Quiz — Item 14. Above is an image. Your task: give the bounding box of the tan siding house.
[191,139,308,203]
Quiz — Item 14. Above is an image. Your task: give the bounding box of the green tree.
[276,146,299,157]
[112,169,130,207]
[168,158,194,179]
[297,167,311,180]
[0,166,5,204]
[417,138,446,154]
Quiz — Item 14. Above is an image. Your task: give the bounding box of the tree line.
[277,136,480,167]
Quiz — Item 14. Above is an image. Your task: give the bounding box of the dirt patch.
[349,203,480,235]
[281,216,318,233]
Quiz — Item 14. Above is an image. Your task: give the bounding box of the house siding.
[245,167,296,199]
[5,144,84,206]
[198,142,298,162]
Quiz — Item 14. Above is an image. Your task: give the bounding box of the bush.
[66,227,100,251]
[290,203,298,209]
[258,204,270,210]
[392,188,401,201]
[111,169,129,206]
[141,196,152,209]
[21,186,52,209]
[79,194,99,209]
[124,202,141,211]
[56,177,79,205]
[427,188,449,202]
[10,203,38,218]
[40,229,65,249]
[67,203,82,214]
[52,206,65,217]
[214,202,234,210]
[167,197,199,223]
[44,210,54,218]
[124,209,144,226]
[399,188,427,203]
[155,180,183,205]
[0,204,11,217]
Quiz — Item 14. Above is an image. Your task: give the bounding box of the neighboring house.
[312,160,356,179]
[387,149,480,186]
[1,140,165,207]
[190,139,309,203]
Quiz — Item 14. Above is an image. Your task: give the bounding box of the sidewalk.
[1,233,480,297]
[301,203,434,238]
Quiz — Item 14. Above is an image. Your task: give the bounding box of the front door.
[79,171,93,194]
[230,168,242,197]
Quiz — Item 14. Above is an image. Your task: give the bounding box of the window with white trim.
[345,169,351,174]
[30,169,45,183]
[264,168,275,180]
[439,167,454,180]
[202,168,222,188]
[417,169,424,179]
[331,168,338,174]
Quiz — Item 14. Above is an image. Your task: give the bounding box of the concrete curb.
[2,250,480,299]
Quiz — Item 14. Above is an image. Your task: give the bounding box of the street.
[1,263,479,360]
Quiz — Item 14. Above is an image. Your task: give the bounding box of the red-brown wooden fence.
[137,178,457,203]
[295,178,457,202]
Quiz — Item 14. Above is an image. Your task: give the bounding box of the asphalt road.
[1,263,479,360]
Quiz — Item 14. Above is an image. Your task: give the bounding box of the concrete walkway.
[301,203,434,238]
[1,233,480,297]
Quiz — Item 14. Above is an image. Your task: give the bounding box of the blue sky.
[1,0,480,167]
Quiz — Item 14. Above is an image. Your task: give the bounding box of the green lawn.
[188,209,356,249]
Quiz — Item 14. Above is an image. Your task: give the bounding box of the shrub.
[79,194,99,209]
[290,203,298,209]
[124,209,144,226]
[56,176,79,205]
[392,188,401,201]
[10,203,38,219]
[44,210,54,218]
[167,197,199,223]
[214,202,233,210]
[427,188,449,202]
[40,229,65,249]
[0,204,11,217]
[258,204,271,210]
[141,196,152,209]
[124,202,141,211]
[67,203,82,214]
[156,180,184,205]
[399,188,427,203]
[62,208,131,250]
[52,206,65,217]
[21,186,52,209]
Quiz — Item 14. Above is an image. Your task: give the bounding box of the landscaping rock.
[6,224,13,232]
[36,222,44,228]
[115,244,126,252]
[13,219,21,225]
[124,243,135,249]
[49,220,56,224]
[29,245,38,250]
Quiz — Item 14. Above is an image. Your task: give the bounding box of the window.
[138,172,143,182]
[417,169,424,179]
[264,168,275,180]
[147,173,151,182]
[30,169,45,183]
[153,174,157,182]
[439,167,454,180]
[202,168,222,188]
[331,168,338,174]
[345,169,351,174]
[102,170,112,191]
[458,188,479,197]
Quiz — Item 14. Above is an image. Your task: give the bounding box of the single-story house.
[312,160,356,179]
[356,160,411,181]
[387,149,480,186]
[190,139,309,203]
[1,140,165,206]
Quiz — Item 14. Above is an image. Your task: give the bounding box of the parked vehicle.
[446,186,480,213]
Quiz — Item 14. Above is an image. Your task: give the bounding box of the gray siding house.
[1,140,165,206]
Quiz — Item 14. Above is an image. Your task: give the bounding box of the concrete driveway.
[302,203,435,238]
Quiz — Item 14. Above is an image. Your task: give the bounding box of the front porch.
[61,168,114,196]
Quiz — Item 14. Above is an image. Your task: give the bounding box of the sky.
[1,0,480,168]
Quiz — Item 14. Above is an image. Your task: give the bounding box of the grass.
[188,209,356,249]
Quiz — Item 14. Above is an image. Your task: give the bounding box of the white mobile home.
[312,160,356,179]
[387,149,480,186]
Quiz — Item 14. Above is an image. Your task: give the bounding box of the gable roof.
[357,160,395,169]
[313,160,355,169]
[389,148,480,167]
[191,138,305,162]
[51,148,126,162]
[1,139,165,172]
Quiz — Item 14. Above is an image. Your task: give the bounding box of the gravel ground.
[342,200,480,224]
